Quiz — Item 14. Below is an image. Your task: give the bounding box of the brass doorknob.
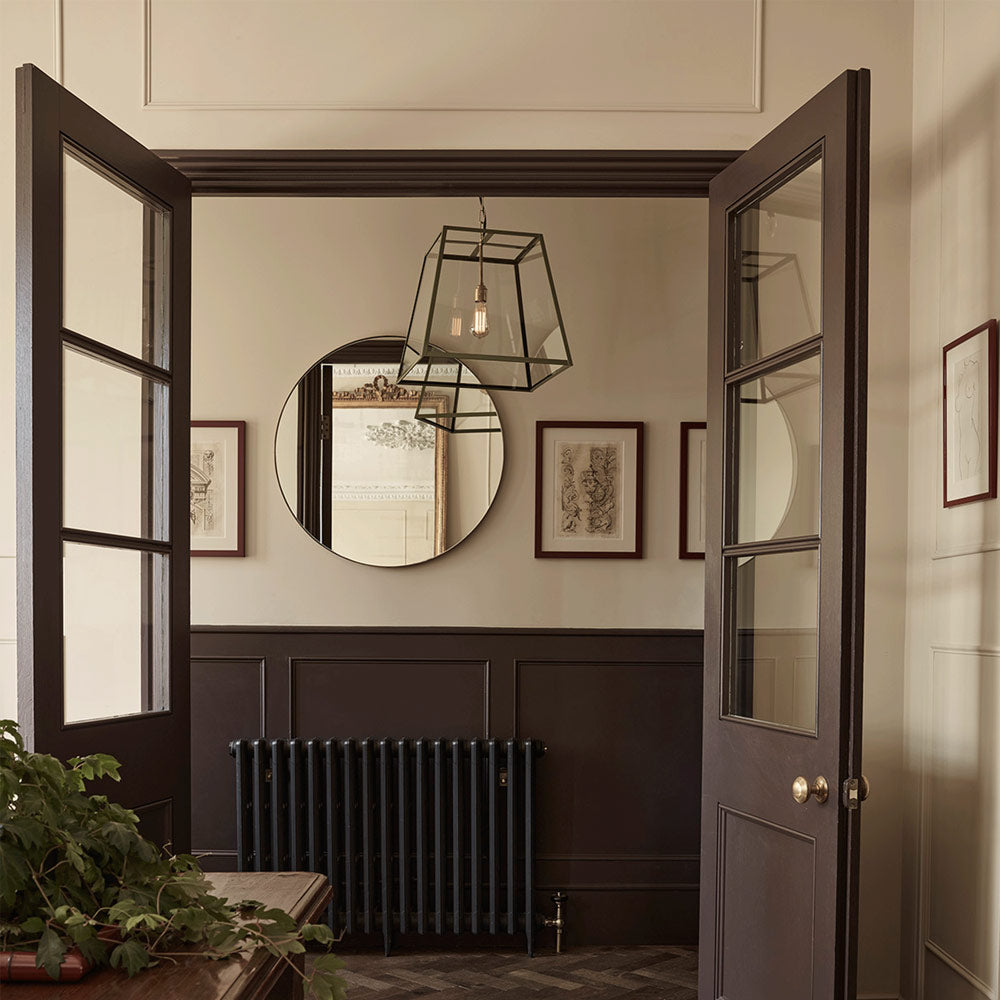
[792,775,829,805]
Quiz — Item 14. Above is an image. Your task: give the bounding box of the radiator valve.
[544,891,568,953]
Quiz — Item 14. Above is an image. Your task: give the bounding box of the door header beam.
[153,149,743,198]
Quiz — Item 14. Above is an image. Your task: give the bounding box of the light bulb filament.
[471,284,489,339]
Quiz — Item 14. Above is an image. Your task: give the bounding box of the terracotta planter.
[0,948,94,983]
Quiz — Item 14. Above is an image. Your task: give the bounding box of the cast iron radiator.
[228,738,545,956]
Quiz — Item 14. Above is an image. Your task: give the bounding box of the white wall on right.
[904,3,1000,998]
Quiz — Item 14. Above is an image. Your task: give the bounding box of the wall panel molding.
[919,645,1000,997]
[924,939,996,999]
[932,541,1000,561]
[52,0,64,84]
[286,656,490,738]
[190,625,703,944]
[189,656,265,861]
[143,0,762,114]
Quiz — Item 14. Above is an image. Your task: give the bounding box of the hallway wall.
[0,3,914,994]
[903,4,1000,998]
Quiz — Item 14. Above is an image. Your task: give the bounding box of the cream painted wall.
[903,3,1000,998]
[189,196,707,627]
[0,1,915,995]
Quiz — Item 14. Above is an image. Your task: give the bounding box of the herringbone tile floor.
[310,945,698,999]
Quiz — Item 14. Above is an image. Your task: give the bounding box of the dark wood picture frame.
[191,420,246,557]
[943,318,998,508]
[679,421,707,560]
[534,420,644,559]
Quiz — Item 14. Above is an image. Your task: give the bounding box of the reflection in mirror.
[276,337,503,567]
[736,353,821,543]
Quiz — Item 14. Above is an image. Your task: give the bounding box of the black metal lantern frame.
[397,224,572,393]
[412,357,501,434]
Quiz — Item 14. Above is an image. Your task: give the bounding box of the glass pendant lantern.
[398,198,572,393]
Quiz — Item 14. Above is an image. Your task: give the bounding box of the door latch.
[842,775,870,810]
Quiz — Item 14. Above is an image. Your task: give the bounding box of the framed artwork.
[680,421,707,559]
[943,319,998,507]
[534,421,643,559]
[190,421,246,557]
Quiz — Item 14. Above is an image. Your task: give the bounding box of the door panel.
[700,70,869,998]
[15,64,192,850]
[718,808,816,999]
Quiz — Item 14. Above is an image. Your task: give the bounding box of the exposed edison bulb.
[450,295,463,338]
[470,284,489,339]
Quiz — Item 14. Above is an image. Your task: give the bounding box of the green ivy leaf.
[0,844,31,906]
[170,906,214,940]
[312,955,346,974]
[0,719,25,750]
[124,912,168,932]
[36,927,67,980]
[70,928,109,965]
[301,922,335,944]
[110,940,152,977]
[255,908,297,932]
[20,916,46,935]
[310,955,348,1000]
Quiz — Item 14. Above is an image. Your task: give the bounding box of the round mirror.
[275,337,503,567]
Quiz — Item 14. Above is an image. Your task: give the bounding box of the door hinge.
[320,415,332,440]
[842,775,870,810]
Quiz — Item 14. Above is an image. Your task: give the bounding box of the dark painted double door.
[15,63,871,995]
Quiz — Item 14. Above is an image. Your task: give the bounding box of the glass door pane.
[63,346,169,541]
[726,548,820,733]
[736,154,822,368]
[63,542,169,724]
[63,143,170,366]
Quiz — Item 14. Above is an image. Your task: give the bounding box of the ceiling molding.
[153,149,744,197]
[142,0,762,114]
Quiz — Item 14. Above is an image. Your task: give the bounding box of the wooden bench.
[3,872,333,1000]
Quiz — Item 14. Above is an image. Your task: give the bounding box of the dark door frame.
[153,149,742,198]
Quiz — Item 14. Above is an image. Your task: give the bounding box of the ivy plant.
[0,719,346,999]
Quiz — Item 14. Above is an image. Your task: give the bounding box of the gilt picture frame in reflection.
[330,370,448,564]
[190,421,246,557]
[534,421,643,558]
[943,319,998,508]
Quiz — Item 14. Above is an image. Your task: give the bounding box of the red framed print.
[190,420,246,556]
[943,319,998,507]
[680,421,707,559]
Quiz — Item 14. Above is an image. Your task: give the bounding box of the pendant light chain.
[471,196,490,338]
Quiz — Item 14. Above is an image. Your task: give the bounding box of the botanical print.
[952,350,983,482]
[555,441,622,539]
[190,440,225,538]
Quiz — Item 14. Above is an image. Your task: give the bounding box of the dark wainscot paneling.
[191,627,703,946]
